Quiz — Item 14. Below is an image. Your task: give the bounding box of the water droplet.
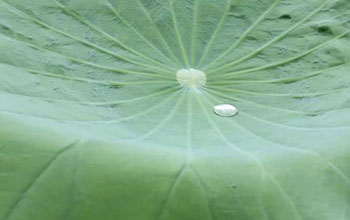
[279,14,292,19]
[230,183,237,189]
[176,68,206,89]
[213,104,238,117]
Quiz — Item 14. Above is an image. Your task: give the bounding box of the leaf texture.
[0,0,349,219]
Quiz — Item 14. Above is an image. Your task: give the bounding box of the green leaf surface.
[0,0,349,219]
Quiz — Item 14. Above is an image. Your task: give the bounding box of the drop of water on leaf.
[176,68,206,89]
[230,183,237,189]
[213,104,238,117]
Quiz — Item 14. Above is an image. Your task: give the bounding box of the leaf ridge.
[204,0,280,70]
[104,0,178,67]
[0,34,173,80]
[51,0,174,72]
[209,65,344,85]
[196,0,232,67]
[126,91,185,141]
[136,0,183,65]
[3,141,79,220]
[1,86,179,106]
[206,89,318,115]
[217,30,350,78]
[190,0,198,66]
[197,95,303,220]
[1,0,171,74]
[208,0,334,73]
[168,0,190,67]
[207,92,350,185]
[206,85,350,98]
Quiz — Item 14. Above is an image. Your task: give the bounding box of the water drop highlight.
[213,104,238,117]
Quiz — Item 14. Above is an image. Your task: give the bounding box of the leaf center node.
[176,68,206,89]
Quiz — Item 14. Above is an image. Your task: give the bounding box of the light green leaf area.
[0,0,349,219]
